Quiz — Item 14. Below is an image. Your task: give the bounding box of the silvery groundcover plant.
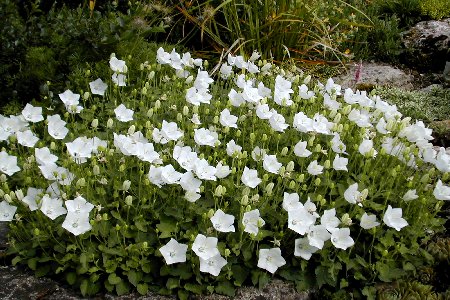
[0,48,449,298]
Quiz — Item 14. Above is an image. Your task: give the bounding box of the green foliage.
[373,86,450,123]
[162,0,368,63]
[419,0,450,20]
[2,48,448,297]
[0,0,166,111]
[377,281,442,300]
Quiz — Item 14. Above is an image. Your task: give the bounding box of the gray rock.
[334,62,414,90]
[401,19,450,71]
[444,61,450,82]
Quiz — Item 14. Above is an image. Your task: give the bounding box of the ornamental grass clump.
[0,48,448,298]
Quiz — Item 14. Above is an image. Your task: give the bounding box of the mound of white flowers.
[0,47,448,296]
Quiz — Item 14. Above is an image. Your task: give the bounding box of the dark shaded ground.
[0,223,313,300]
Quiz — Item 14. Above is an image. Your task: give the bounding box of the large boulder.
[334,62,414,90]
[401,18,450,72]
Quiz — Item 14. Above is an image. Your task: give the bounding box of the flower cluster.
[0,48,448,295]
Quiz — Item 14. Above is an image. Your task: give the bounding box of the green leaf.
[127,270,141,287]
[27,257,38,270]
[177,289,189,300]
[137,283,148,295]
[340,279,349,289]
[156,220,177,239]
[115,281,130,296]
[184,283,203,294]
[111,210,122,220]
[362,286,376,300]
[231,265,249,286]
[258,272,271,289]
[35,265,50,278]
[163,206,184,219]
[11,256,22,266]
[376,262,406,282]
[108,273,122,285]
[215,280,235,297]
[80,252,88,269]
[135,220,147,232]
[315,265,336,288]
[169,264,193,280]
[80,279,89,297]
[66,272,77,285]
[166,277,179,290]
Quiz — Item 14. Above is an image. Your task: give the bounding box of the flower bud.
[262,134,268,141]
[50,141,57,150]
[91,119,99,128]
[224,248,231,257]
[0,189,4,197]
[119,164,126,172]
[15,189,24,201]
[308,135,315,147]
[265,182,274,194]
[154,100,161,109]
[314,144,322,153]
[93,165,100,176]
[4,194,12,203]
[262,173,269,182]
[341,213,352,226]
[303,75,311,84]
[279,166,286,176]
[0,174,6,183]
[281,147,288,156]
[329,110,337,119]
[297,174,305,183]
[148,71,155,80]
[428,167,436,177]
[420,173,430,183]
[213,116,219,124]
[236,130,242,137]
[9,191,16,200]
[333,113,342,123]
[182,106,189,116]
[125,195,133,206]
[286,161,295,172]
[314,178,321,186]
[107,118,114,129]
[122,180,131,191]
[250,133,256,142]
[361,188,369,200]
[241,195,249,206]
[324,160,331,169]
[214,185,224,197]
[34,228,40,236]
[76,178,86,188]
[128,125,136,135]
[251,194,260,203]
[289,180,296,189]
[144,109,153,120]
[207,209,215,219]
[242,187,251,196]
[342,105,352,115]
